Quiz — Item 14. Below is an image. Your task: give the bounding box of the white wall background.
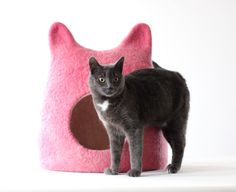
[0,0,236,174]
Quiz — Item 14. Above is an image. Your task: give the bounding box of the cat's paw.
[127,169,141,177]
[167,164,179,174]
[104,167,118,175]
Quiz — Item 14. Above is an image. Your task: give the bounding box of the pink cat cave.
[40,22,168,172]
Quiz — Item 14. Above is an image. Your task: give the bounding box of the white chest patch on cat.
[97,100,109,112]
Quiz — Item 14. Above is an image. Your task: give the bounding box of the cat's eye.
[98,77,106,83]
[114,77,119,82]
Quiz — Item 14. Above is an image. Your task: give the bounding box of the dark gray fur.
[88,57,190,177]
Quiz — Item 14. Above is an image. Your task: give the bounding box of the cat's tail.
[152,61,165,70]
[153,61,186,81]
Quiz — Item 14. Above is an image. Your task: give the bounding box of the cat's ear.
[114,57,124,74]
[89,57,102,74]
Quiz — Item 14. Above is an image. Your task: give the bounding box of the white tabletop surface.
[1,157,236,192]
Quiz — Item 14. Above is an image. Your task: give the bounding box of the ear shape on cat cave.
[121,23,151,51]
[49,22,76,52]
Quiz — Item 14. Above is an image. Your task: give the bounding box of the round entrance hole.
[70,95,109,150]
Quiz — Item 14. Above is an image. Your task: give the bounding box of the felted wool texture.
[40,22,168,172]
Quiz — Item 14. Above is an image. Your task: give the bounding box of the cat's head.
[89,57,125,98]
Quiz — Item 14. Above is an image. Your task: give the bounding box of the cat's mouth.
[103,88,117,97]
[104,91,116,97]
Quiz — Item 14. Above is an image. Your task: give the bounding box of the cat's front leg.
[104,126,125,175]
[126,128,144,177]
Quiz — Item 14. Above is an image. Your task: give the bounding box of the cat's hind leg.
[162,117,187,174]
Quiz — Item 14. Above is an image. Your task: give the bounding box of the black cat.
[88,57,190,177]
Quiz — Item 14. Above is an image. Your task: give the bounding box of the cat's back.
[125,68,186,87]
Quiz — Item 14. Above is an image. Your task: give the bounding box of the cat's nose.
[107,87,114,91]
